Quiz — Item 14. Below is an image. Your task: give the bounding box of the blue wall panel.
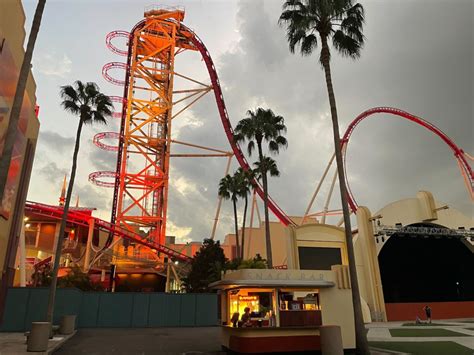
[78,293,100,328]
[131,293,150,327]
[97,293,133,327]
[162,294,181,326]
[0,288,30,331]
[148,293,166,327]
[1,288,218,331]
[179,294,196,326]
[196,294,218,326]
[24,288,48,330]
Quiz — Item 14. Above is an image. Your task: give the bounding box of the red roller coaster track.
[90,16,472,253]
[99,22,296,229]
[24,201,191,262]
[341,107,473,212]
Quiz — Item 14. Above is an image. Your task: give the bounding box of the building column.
[355,206,386,322]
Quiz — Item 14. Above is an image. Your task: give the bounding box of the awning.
[209,279,335,290]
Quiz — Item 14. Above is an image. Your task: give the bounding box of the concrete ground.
[0,331,75,355]
[367,319,474,351]
[53,327,225,355]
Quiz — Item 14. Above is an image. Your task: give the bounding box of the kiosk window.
[298,247,342,270]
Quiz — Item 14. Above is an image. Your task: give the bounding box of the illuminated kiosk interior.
[210,268,356,353]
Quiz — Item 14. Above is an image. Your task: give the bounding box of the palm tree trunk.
[241,194,248,259]
[45,118,83,325]
[320,37,370,355]
[0,0,46,202]
[257,144,273,268]
[232,198,240,260]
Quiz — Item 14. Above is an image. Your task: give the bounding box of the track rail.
[341,107,474,211]
[24,201,191,262]
[181,24,295,227]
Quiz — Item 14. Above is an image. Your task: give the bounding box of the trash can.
[59,315,76,335]
[320,325,344,355]
[27,322,51,352]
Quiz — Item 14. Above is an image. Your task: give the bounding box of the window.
[298,247,342,270]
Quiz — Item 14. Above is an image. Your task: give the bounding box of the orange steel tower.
[115,7,195,246]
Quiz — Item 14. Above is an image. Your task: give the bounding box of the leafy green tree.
[234,108,287,268]
[225,254,268,271]
[218,172,244,259]
[46,81,113,325]
[236,167,255,260]
[237,254,268,270]
[279,1,369,352]
[183,239,228,293]
[32,265,103,291]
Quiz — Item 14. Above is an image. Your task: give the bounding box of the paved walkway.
[0,332,75,354]
[54,327,225,355]
[367,319,474,350]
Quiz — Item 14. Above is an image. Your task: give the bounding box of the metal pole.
[165,260,171,293]
[336,211,351,227]
[19,217,27,287]
[83,218,95,271]
[301,152,335,225]
[321,170,338,224]
[210,155,233,239]
[170,263,181,290]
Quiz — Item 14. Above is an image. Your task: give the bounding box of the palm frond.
[333,29,362,58]
[60,85,79,103]
[61,99,80,115]
[247,140,255,156]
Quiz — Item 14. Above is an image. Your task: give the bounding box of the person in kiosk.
[241,307,252,327]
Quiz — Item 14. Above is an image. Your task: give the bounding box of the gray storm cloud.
[27,0,473,242]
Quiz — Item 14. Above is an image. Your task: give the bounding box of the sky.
[22,0,473,244]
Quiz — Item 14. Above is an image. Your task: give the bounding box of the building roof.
[209,278,335,290]
[209,268,335,290]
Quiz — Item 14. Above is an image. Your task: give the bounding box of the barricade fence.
[1,288,218,331]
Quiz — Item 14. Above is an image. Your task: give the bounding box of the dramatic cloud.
[27,0,473,243]
[34,53,72,78]
[38,130,75,153]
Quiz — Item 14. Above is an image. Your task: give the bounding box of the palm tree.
[279,1,369,353]
[45,81,113,325]
[234,108,287,268]
[235,167,255,260]
[0,0,46,202]
[218,172,243,260]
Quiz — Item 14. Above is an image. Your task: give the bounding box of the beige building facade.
[222,191,474,321]
[0,0,40,306]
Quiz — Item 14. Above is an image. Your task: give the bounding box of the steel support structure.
[115,9,194,246]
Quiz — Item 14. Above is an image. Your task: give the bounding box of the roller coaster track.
[24,201,191,263]
[341,107,473,212]
[98,20,296,232]
[94,13,471,252]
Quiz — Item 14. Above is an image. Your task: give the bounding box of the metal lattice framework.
[90,7,295,252]
[90,9,472,251]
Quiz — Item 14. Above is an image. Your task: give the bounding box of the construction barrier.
[1,287,218,331]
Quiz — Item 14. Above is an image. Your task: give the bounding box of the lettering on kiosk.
[238,296,258,302]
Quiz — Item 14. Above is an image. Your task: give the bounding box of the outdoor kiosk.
[210,268,356,353]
